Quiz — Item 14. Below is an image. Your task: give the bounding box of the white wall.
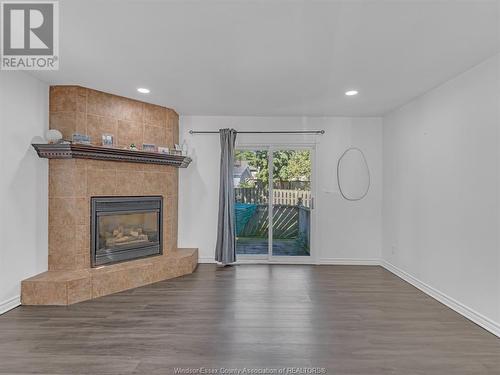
[179,116,382,264]
[0,72,49,313]
[382,55,500,334]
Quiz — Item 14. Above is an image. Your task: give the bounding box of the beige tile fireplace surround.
[21,86,198,305]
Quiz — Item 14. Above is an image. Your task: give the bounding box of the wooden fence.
[238,204,310,244]
[235,187,311,208]
[297,205,310,250]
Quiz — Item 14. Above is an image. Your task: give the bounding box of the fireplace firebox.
[91,196,163,267]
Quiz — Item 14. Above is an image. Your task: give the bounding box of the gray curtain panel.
[215,128,237,264]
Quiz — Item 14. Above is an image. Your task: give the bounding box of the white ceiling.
[31,0,500,116]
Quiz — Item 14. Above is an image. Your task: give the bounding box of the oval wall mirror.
[337,147,370,201]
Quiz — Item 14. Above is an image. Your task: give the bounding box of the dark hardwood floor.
[0,264,499,374]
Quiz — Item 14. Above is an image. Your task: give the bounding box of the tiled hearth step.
[21,248,198,305]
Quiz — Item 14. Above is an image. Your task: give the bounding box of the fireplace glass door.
[91,196,163,266]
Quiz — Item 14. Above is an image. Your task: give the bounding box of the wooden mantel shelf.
[32,143,192,168]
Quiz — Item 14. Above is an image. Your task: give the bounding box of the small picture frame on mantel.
[157,146,169,154]
[171,144,182,155]
[142,143,156,152]
[102,134,114,147]
[72,133,91,145]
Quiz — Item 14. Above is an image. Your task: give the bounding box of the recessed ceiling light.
[137,88,150,94]
[345,90,358,96]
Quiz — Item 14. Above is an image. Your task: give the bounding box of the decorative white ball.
[45,129,63,144]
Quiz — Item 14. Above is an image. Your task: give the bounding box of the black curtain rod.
[189,130,325,135]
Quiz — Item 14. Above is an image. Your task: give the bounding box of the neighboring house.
[233,162,253,187]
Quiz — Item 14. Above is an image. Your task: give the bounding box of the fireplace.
[91,196,163,267]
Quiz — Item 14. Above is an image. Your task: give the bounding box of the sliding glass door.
[234,146,313,262]
[234,150,269,258]
[271,149,311,258]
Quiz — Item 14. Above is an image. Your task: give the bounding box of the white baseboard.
[198,257,216,264]
[381,260,500,338]
[199,257,380,265]
[319,258,380,266]
[199,257,318,265]
[200,256,380,265]
[0,296,21,315]
[241,259,318,265]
